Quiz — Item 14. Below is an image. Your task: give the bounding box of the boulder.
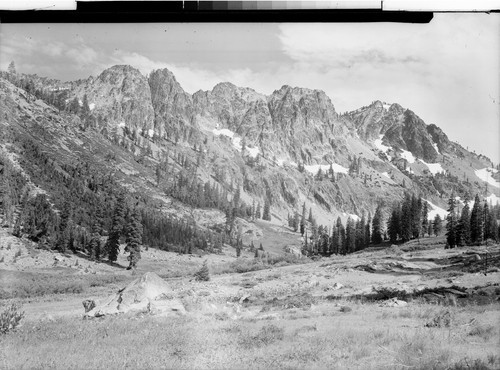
[86,272,185,317]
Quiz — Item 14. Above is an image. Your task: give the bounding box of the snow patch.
[304,163,348,175]
[148,129,154,138]
[419,159,445,175]
[118,122,126,128]
[475,168,500,188]
[432,142,440,155]
[212,128,235,138]
[213,128,260,158]
[374,135,391,152]
[399,149,415,164]
[486,193,500,205]
[381,172,391,179]
[89,103,95,111]
[424,200,448,221]
[246,146,259,158]
[382,103,391,110]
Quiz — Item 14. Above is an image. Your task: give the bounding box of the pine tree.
[105,192,126,262]
[445,194,458,248]
[8,61,16,75]
[388,204,401,243]
[400,193,412,242]
[300,202,306,236]
[470,194,483,244]
[345,218,356,253]
[125,208,142,270]
[421,201,429,237]
[457,195,471,246]
[364,214,371,248]
[371,204,383,244]
[293,212,300,232]
[308,208,313,224]
[433,214,443,236]
[262,198,271,221]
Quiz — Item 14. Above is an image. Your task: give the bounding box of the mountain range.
[0,64,498,246]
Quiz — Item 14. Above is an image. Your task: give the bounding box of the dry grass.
[2,300,498,370]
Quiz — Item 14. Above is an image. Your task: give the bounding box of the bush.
[194,260,210,281]
[0,303,25,335]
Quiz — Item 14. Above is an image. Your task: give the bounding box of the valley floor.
[1,234,500,369]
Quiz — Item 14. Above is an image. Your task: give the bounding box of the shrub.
[0,303,25,335]
[194,260,210,281]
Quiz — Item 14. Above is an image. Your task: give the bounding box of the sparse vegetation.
[0,303,25,334]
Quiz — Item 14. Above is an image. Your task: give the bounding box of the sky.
[0,15,499,162]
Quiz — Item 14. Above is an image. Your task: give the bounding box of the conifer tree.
[293,212,300,232]
[470,194,483,244]
[445,194,458,248]
[345,218,356,253]
[105,192,126,262]
[400,193,412,242]
[371,203,383,244]
[388,204,401,243]
[300,202,306,236]
[433,214,443,236]
[125,208,142,270]
[308,207,313,224]
[421,201,429,237]
[457,195,471,246]
[364,214,371,248]
[262,198,271,221]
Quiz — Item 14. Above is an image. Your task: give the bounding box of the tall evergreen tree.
[421,201,429,237]
[470,194,483,244]
[445,194,458,248]
[433,214,443,236]
[125,208,142,270]
[345,218,356,254]
[388,204,401,243]
[371,203,383,244]
[457,195,471,246]
[105,192,126,262]
[300,202,306,236]
[262,198,271,221]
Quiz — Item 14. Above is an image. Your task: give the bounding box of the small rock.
[340,306,352,313]
[82,299,96,313]
[380,298,408,307]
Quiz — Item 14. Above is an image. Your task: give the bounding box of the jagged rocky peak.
[69,64,155,134]
[148,68,196,139]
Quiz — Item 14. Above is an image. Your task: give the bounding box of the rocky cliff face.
[148,68,196,141]
[72,65,155,135]
[3,64,495,227]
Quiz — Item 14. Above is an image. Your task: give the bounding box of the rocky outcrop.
[85,272,185,317]
[148,68,196,141]
[71,65,155,135]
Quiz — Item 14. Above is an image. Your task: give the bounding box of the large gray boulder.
[85,272,185,317]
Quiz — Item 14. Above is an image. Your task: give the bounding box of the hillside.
[0,65,499,263]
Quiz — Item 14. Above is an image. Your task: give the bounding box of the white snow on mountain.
[400,149,415,164]
[432,142,440,155]
[486,193,500,205]
[305,163,349,175]
[424,200,448,221]
[89,103,95,110]
[374,135,392,160]
[475,168,500,188]
[246,146,259,158]
[382,172,391,179]
[213,128,235,138]
[148,129,154,138]
[118,121,126,128]
[419,159,445,175]
[213,128,260,158]
[382,103,391,110]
